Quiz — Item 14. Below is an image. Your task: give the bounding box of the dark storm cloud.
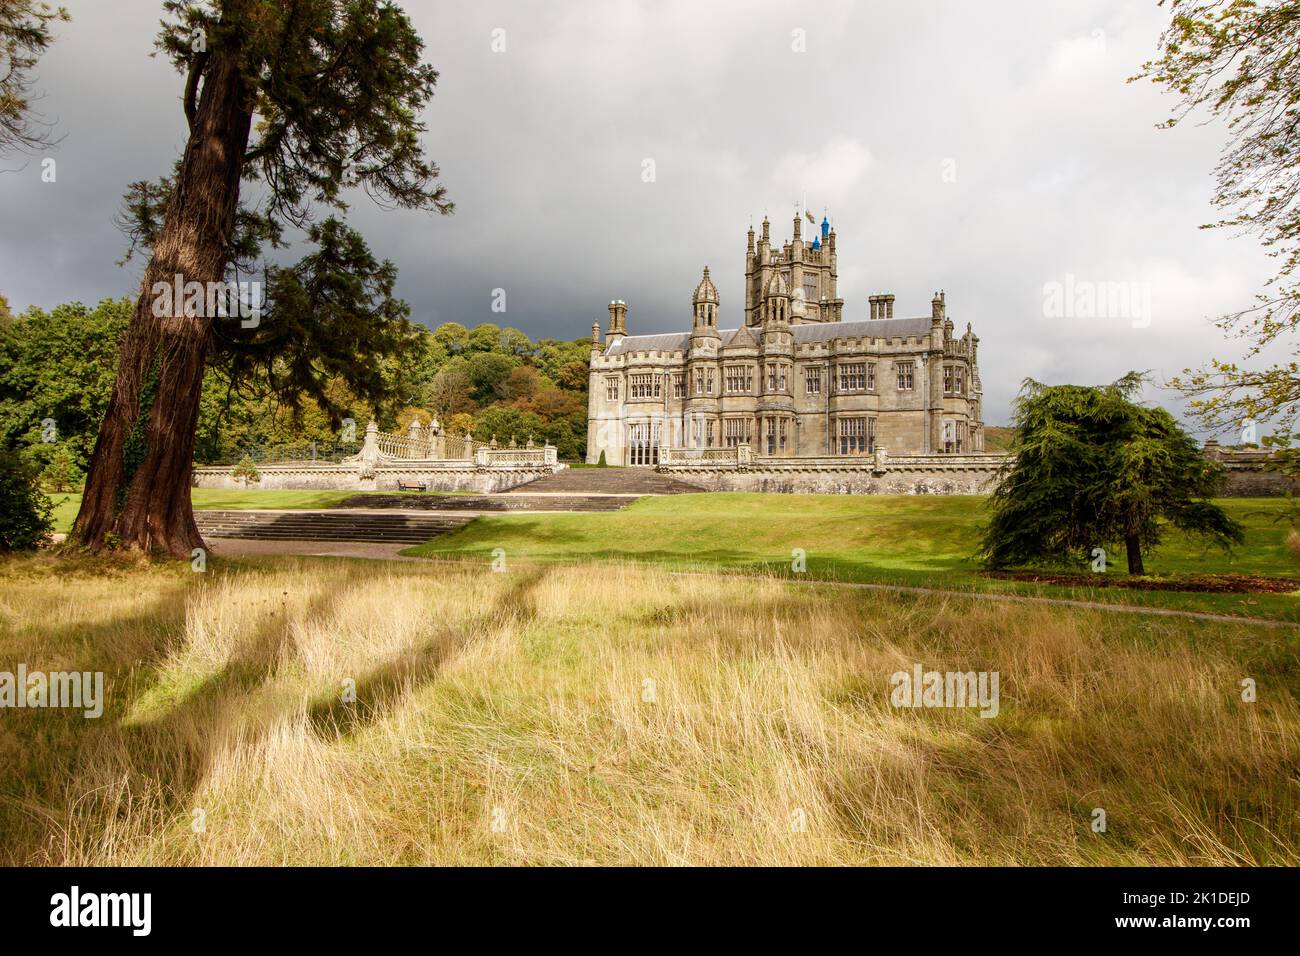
[0,0,1277,425]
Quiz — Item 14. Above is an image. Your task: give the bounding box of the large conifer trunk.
[74,47,252,556]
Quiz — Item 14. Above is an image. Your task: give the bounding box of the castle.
[586,214,984,465]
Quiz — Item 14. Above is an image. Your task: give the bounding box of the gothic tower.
[744,212,842,324]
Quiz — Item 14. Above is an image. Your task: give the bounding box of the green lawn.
[47,493,82,534]
[47,488,1300,621]
[405,493,1300,621]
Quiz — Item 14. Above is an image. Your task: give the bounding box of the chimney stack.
[607,299,628,341]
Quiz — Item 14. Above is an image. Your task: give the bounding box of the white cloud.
[1047,31,1111,75]
[768,140,874,204]
[0,0,1280,427]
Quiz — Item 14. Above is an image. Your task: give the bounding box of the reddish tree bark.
[74,45,253,557]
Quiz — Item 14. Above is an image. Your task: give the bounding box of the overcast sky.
[0,0,1280,428]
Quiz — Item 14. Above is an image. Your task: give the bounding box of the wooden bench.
[397,479,427,492]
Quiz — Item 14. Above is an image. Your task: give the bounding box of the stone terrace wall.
[661,445,1300,497]
[194,419,562,494]
[1205,444,1300,497]
[658,453,1009,495]
[193,463,560,494]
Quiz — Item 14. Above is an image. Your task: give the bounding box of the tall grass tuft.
[0,555,1295,865]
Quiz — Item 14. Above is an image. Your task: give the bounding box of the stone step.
[334,493,631,513]
[506,468,705,495]
[196,510,474,544]
[198,530,455,543]
[197,512,471,526]
[197,521,461,531]
[197,531,456,542]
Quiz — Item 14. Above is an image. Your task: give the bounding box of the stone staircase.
[198,469,705,546]
[196,510,474,544]
[335,470,703,514]
[337,493,630,513]
[506,467,705,496]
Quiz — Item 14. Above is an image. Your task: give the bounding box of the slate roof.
[792,317,933,342]
[605,332,690,354]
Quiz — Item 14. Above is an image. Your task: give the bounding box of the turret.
[763,269,790,325]
[744,225,757,327]
[748,216,774,327]
[928,291,947,454]
[692,267,719,332]
[790,215,805,313]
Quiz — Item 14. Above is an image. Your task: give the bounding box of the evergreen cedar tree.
[0,1,69,156]
[74,0,452,556]
[980,374,1243,575]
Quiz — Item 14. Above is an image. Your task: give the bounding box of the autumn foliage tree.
[74,0,451,556]
[1135,1,1300,440]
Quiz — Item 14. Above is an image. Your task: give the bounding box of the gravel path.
[669,571,1299,629]
[206,538,419,561]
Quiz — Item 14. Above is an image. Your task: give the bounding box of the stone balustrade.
[374,420,484,461]
[376,431,435,460]
[660,445,752,467]
[655,438,1296,496]
[195,419,562,492]
[476,445,558,467]
[656,444,1010,494]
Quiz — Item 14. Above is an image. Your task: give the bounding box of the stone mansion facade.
[586,215,984,465]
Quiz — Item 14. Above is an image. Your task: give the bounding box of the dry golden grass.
[0,553,1296,865]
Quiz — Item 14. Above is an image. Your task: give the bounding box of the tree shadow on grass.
[7,559,560,864]
[1,561,370,861]
[0,577,195,865]
[307,565,548,741]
